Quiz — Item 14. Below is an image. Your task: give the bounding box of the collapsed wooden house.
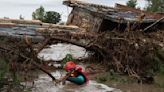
[63,0,164,32]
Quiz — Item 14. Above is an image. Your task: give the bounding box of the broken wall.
[66,7,102,32]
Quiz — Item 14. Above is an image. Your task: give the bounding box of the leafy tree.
[145,0,164,12]
[32,6,61,24]
[126,0,137,8]
[43,11,61,24]
[32,6,45,21]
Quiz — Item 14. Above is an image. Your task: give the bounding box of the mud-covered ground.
[20,62,164,92]
[89,69,164,92]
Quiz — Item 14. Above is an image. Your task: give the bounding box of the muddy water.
[33,44,121,92]
[27,70,121,92]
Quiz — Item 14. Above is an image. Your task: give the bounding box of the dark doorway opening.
[98,19,118,32]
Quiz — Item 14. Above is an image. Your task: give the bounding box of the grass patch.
[94,70,128,83]
[154,63,164,88]
[0,58,32,92]
[0,59,9,89]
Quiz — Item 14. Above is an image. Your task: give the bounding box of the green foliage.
[143,49,164,77]
[32,6,61,24]
[44,11,61,24]
[95,70,126,83]
[95,73,108,83]
[95,75,107,83]
[0,59,27,91]
[0,59,9,79]
[62,54,76,67]
[154,50,164,74]
[126,0,137,8]
[145,0,164,12]
[155,70,164,88]
[32,6,45,21]
[0,59,9,88]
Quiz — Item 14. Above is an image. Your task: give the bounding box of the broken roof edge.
[63,0,116,11]
[63,0,164,24]
[104,15,158,24]
[115,3,164,19]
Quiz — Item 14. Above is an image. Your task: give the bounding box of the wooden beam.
[143,16,164,31]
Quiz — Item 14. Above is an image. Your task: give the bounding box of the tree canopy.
[32,6,61,24]
[44,11,61,24]
[145,0,164,12]
[32,6,45,21]
[126,0,137,8]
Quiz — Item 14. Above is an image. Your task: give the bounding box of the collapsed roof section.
[64,0,164,23]
[63,0,164,32]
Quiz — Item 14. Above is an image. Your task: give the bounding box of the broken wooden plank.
[143,16,164,31]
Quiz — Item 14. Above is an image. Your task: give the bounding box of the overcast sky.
[0,0,147,22]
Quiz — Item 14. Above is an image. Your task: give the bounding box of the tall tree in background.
[32,6,45,21]
[145,0,164,12]
[126,0,137,8]
[32,6,61,24]
[44,11,61,24]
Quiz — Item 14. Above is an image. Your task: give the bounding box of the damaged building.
[63,0,164,32]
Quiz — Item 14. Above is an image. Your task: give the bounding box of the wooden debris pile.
[38,29,164,81]
[0,23,164,83]
[0,0,163,83]
[94,31,164,78]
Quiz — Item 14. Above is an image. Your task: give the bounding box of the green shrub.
[0,59,9,89]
